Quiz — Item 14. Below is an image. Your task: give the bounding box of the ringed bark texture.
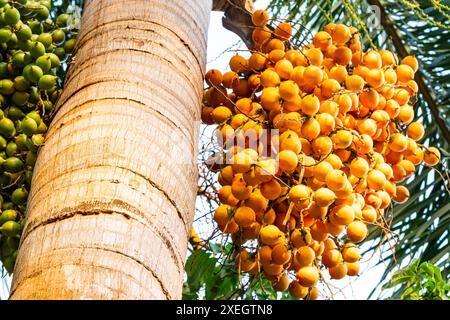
[10,0,211,299]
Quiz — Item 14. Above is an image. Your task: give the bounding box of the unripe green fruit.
[6,141,17,157]
[4,7,20,26]
[3,156,23,173]
[38,74,56,90]
[23,64,43,83]
[6,236,20,250]
[2,255,15,274]
[56,13,69,27]
[0,27,12,43]
[40,0,52,10]
[24,169,32,185]
[0,135,6,149]
[15,133,27,150]
[36,5,49,20]
[29,41,45,58]
[36,120,47,133]
[52,29,65,44]
[1,241,14,258]
[43,100,53,112]
[20,116,37,136]
[0,209,17,225]
[29,20,43,34]
[0,172,11,185]
[28,86,39,103]
[16,24,32,41]
[2,201,14,211]
[0,62,8,78]
[0,117,15,137]
[13,75,30,91]
[47,52,61,68]
[0,78,14,95]
[0,220,21,237]
[11,187,28,205]
[64,38,76,54]
[26,149,38,166]
[35,54,51,72]
[53,47,66,60]
[26,111,41,126]
[12,91,29,106]
[37,32,52,48]
[12,51,32,68]
[0,0,8,8]
[8,106,25,121]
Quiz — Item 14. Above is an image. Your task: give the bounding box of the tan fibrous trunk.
[10,0,211,299]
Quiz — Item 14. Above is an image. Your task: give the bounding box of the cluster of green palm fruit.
[0,0,77,274]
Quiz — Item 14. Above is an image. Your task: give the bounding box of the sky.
[204,1,390,300]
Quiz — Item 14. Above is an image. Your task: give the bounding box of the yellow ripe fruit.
[231,177,252,200]
[234,206,256,227]
[301,94,320,116]
[261,87,280,110]
[260,179,282,200]
[424,147,440,166]
[396,64,415,82]
[375,163,393,180]
[322,248,343,268]
[342,245,361,263]
[280,130,302,153]
[358,118,378,136]
[277,149,299,173]
[289,184,312,203]
[231,152,253,173]
[367,170,387,191]
[345,74,365,92]
[248,52,267,70]
[329,65,348,83]
[283,95,302,112]
[316,113,336,135]
[275,22,293,41]
[320,100,339,117]
[272,244,292,265]
[407,122,425,141]
[305,47,324,66]
[251,9,270,27]
[211,106,232,124]
[245,191,268,212]
[346,221,368,243]
[303,65,323,87]
[205,69,223,87]
[260,225,282,245]
[331,24,351,44]
[362,50,382,69]
[214,204,232,225]
[263,262,284,276]
[329,263,348,280]
[397,105,415,125]
[314,187,336,207]
[365,68,385,89]
[229,54,248,73]
[279,80,299,101]
[389,133,408,152]
[327,154,343,169]
[289,280,309,299]
[402,55,419,72]
[268,48,286,63]
[393,185,410,203]
[273,273,290,292]
[334,46,352,65]
[297,266,319,287]
[380,50,398,66]
[331,129,353,149]
[308,287,320,300]
[290,228,313,248]
[275,59,294,80]
[346,261,360,276]
[313,161,334,182]
[325,169,347,191]
[313,31,332,51]
[252,26,271,45]
[321,79,341,99]
[312,135,333,157]
[260,69,281,88]
[350,157,369,178]
[301,118,321,141]
[330,204,355,225]
[290,66,305,85]
[296,246,316,266]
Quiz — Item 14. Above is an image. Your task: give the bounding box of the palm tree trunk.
[10,0,211,300]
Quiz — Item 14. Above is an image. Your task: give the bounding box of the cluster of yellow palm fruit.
[201,9,440,299]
